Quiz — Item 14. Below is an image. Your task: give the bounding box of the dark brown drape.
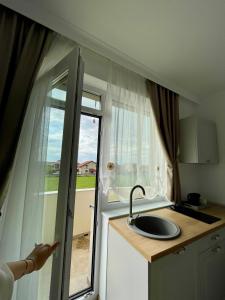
[146,79,181,203]
[0,5,53,206]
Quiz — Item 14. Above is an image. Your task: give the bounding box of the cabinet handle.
[211,234,220,241]
[175,247,186,255]
[212,246,222,253]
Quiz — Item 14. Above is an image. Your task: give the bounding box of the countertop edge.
[109,205,225,262]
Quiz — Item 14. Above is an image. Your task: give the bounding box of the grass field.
[45,175,96,192]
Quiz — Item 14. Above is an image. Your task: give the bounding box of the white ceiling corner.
[2,0,225,103]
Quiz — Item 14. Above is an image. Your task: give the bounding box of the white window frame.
[82,76,168,213]
[71,80,104,300]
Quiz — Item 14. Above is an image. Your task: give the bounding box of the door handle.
[89,204,95,209]
[212,246,222,253]
[175,247,186,255]
[211,234,220,241]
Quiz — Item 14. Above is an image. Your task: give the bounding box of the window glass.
[40,73,68,300]
[82,91,101,110]
[69,114,100,296]
[51,88,66,101]
[107,102,167,203]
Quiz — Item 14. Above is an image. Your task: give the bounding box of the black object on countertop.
[187,193,201,206]
[170,205,221,224]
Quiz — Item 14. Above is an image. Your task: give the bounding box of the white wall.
[73,189,95,236]
[179,96,199,200]
[178,94,225,205]
[197,92,225,204]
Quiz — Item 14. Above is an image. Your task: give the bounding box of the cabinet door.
[150,243,197,300]
[107,226,148,300]
[197,119,218,164]
[179,116,218,164]
[198,240,225,300]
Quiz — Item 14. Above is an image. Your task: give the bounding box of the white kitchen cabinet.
[106,226,198,300]
[150,242,198,300]
[107,226,148,300]
[179,116,218,164]
[198,240,225,300]
[106,224,225,300]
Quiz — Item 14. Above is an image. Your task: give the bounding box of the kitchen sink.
[129,215,181,240]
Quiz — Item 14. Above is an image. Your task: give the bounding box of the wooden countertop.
[109,204,225,262]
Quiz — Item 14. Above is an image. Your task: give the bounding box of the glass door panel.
[34,47,84,300]
[50,48,84,300]
[38,73,68,300]
[69,113,100,297]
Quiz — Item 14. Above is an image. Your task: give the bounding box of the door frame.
[69,111,102,300]
[49,47,84,300]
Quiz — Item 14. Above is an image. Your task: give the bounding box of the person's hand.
[26,241,59,271]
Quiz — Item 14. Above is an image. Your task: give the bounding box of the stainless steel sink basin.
[129,215,181,240]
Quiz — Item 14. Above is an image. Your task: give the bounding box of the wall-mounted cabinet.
[179,116,218,164]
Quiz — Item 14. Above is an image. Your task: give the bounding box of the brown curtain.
[146,79,181,203]
[0,5,53,206]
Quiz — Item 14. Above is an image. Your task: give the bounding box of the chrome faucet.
[128,185,146,225]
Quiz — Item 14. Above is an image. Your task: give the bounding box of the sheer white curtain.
[0,35,77,300]
[0,73,52,300]
[101,63,167,203]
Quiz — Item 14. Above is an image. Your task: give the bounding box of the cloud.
[47,111,99,163]
[47,108,64,161]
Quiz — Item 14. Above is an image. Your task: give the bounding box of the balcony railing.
[43,188,95,242]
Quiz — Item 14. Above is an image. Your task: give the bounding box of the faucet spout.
[128,185,146,225]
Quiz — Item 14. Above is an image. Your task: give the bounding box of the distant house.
[77,161,96,176]
[47,160,61,175]
[53,160,61,171]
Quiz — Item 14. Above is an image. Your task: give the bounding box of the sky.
[77,114,99,163]
[47,108,99,163]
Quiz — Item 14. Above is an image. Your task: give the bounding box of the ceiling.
[3,0,225,101]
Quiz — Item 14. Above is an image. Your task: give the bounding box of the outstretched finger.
[51,241,60,252]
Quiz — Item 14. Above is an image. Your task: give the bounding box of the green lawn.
[45,175,96,192]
